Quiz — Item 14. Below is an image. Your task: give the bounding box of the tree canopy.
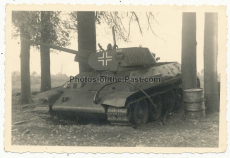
[12,11,70,48]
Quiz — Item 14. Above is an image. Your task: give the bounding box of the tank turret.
[87,47,157,71]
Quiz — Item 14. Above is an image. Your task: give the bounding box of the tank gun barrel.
[22,39,91,63]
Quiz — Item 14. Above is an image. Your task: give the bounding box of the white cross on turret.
[98,52,112,66]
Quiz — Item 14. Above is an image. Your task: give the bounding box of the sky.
[10,10,221,77]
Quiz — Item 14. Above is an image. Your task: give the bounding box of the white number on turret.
[127,50,148,63]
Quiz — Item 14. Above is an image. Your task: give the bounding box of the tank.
[31,29,184,126]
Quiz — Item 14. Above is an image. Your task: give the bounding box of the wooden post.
[181,13,197,90]
[19,29,31,104]
[77,11,96,72]
[204,13,219,112]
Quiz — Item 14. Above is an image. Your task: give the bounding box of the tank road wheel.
[130,100,149,126]
[149,96,163,121]
[162,90,176,114]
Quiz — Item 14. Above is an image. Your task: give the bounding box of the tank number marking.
[98,52,112,66]
[127,50,148,63]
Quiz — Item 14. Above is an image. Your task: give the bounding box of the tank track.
[107,107,131,126]
[107,84,181,126]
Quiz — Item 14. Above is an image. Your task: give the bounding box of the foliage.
[12,11,71,49]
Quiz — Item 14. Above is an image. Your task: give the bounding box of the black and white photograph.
[4,4,227,153]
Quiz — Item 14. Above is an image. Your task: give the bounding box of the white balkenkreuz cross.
[98,52,112,66]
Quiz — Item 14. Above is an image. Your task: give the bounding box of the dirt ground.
[11,94,219,147]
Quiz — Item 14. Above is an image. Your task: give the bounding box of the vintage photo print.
[4,4,227,153]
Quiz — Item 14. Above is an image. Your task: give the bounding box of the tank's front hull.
[52,89,106,114]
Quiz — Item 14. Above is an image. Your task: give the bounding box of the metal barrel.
[183,88,205,119]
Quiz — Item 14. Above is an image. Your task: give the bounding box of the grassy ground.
[11,94,219,147]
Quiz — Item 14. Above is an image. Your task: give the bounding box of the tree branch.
[149,12,160,25]
[146,12,165,41]
[131,12,142,35]
[127,14,133,39]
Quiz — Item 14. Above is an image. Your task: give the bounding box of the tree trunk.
[77,11,96,72]
[204,13,219,112]
[40,11,51,92]
[19,29,31,104]
[181,13,197,90]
